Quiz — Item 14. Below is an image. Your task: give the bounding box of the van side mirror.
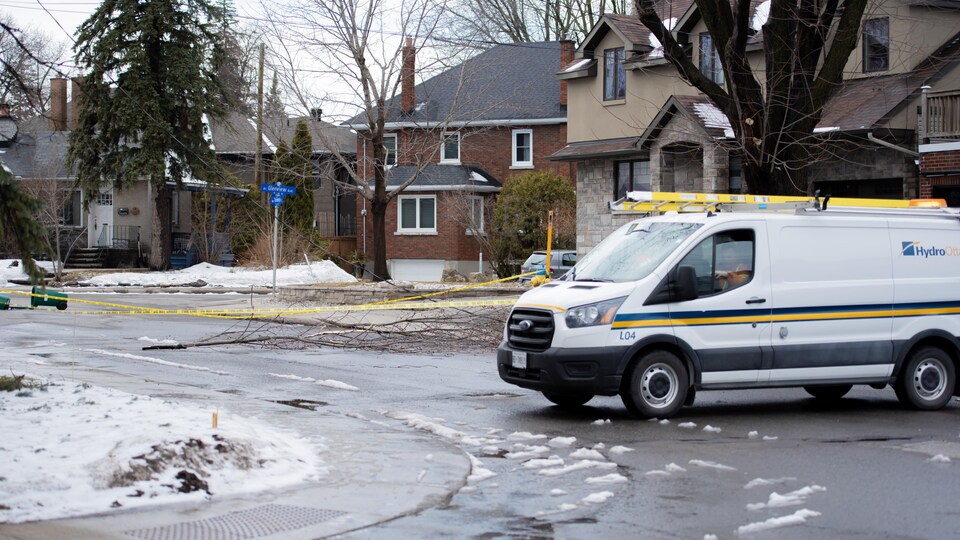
[644,265,699,305]
[674,265,698,302]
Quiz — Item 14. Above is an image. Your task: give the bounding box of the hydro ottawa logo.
[901,241,960,258]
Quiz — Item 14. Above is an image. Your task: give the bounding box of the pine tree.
[286,120,315,233]
[68,0,230,269]
[0,169,50,283]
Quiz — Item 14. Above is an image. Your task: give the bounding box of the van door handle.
[746,297,766,304]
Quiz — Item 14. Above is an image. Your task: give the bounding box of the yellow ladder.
[610,191,921,213]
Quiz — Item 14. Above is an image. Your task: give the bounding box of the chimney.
[70,77,85,129]
[310,107,323,121]
[401,37,416,114]
[559,40,575,106]
[51,77,68,131]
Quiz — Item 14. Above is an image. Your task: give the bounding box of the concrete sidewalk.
[0,356,471,540]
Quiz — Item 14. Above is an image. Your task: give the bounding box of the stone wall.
[575,158,634,255]
[806,142,918,197]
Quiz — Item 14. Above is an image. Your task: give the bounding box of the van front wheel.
[621,350,688,419]
[895,347,955,410]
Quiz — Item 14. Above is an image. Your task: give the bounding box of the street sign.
[270,194,285,206]
[261,183,297,195]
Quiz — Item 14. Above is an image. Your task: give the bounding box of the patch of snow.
[748,431,759,439]
[763,436,779,441]
[689,459,736,471]
[609,445,634,455]
[0,378,325,524]
[557,503,578,512]
[678,422,697,429]
[466,454,497,483]
[745,477,797,489]
[692,102,735,139]
[506,445,550,460]
[581,491,615,505]
[647,17,678,58]
[86,349,229,375]
[645,470,671,477]
[930,454,951,463]
[591,419,612,425]
[813,126,840,133]
[506,431,548,441]
[550,488,568,496]
[747,485,826,510]
[563,58,593,72]
[80,261,356,288]
[268,373,358,391]
[137,337,179,346]
[549,436,576,448]
[383,411,465,441]
[752,1,771,32]
[658,419,671,425]
[704,535,719,540]
[585,473,628,485]
[538,460,617,477]
[0,259,57,286]
[703,425,722,433]
[665,463,687,473]
[523,456,565,469]
[736,509,821,535]
[569,448,605,461]
[470,171,488,183]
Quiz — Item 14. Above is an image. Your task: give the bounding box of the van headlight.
[564,297,626,328]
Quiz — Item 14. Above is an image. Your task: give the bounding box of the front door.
[88,189,114,247]
[667,222,773,386]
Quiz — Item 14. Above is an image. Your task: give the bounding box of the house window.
[603,48,626,101]
[59,189,83,227]
[441,131,460,163]
[699,33,724,85]
[398,195,436,233]
[383,133,397,166]
[863,18,889,73]
[728,156,743,194]
[512,129,533,167]
[467,196,484,232]
[615,160,651,199]
[96,192,112,206]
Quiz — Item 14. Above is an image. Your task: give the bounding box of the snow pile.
[80,261,356,288]
[0,259,56,285]
[736,509,821,535]
[0,378,325,524]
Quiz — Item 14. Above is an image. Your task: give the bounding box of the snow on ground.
[736,509,821,535]
[0,259,356,288]
[0,377,325,524]
[746,485,826,510]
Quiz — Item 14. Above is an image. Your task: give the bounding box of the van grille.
[507,309,555,351]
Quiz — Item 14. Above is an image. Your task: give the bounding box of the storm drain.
[125,504,346,540]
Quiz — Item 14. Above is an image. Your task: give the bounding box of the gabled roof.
[382,164,502,192]
[578,2,695,59]
[346,42,566,129]
[210,111,356,155]
[0,127,73,179]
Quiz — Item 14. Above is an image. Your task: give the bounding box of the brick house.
[551,1,960,254]
[918,88,960,202]
[346,40,575,281]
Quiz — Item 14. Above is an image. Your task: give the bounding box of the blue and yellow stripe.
[611,301,960,330]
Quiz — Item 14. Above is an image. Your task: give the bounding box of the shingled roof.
[210,111,356,155]
[346,41,567,128]
[382,164,502,192]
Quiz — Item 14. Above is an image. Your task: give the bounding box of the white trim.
[440,131,460,163]
[347,117,567,130]
[701,371,759,385]
[383,133,398,166]
[397,194,437,233]
[764,364,893,383]
[512,129,533,167]
[468,195,485,233]
[919,141,960,153]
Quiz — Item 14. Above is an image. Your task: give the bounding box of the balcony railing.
[923,89,960,140]
[95,225,141,248]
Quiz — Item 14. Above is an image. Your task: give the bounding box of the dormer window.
[441,131,460,163]
[603,48,626,101]
[699,33,724,85]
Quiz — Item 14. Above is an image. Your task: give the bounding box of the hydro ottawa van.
[497,192,960,418]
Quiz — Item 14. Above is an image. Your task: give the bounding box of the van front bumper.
[497,342,628,396]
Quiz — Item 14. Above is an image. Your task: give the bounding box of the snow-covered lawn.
[0,376,326,524]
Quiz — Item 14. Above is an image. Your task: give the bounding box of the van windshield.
[568,221,702,282]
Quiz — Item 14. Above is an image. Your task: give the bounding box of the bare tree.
[444,0,631,44]
[634,0,869,195]
[0,16,68,119]
[262,0,492,281]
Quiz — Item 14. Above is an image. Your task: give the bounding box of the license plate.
[512,351,527,369]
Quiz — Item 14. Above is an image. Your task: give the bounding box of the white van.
[497,203,960,418]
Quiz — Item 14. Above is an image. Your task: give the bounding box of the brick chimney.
[559,40,575,106]
[51,77,68,131]
[70,77,85,129]
[401,37,416,114]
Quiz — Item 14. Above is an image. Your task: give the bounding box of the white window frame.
[383,133,397,167]
[511,129,533,168]
[397,195,437,234]
[440,131,460,164]
[467,195,484,233]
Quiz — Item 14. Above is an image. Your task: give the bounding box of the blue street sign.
[270,194,286,206]
[261,183,297,195]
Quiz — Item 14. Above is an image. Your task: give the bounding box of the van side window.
[678,229,755,295]
[562,253,577,266]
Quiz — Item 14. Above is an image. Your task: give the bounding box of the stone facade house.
[346,40,575,281]
[552,1,960,254]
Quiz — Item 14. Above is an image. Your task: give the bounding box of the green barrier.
[31,286,68,310]
[0,295,9,310]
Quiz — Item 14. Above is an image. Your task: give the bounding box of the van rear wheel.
[621,350,688,419]
[803,385,852,401]
[895,347,955,410]
[542,392,593,409]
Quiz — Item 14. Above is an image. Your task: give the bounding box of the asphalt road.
[5,291,960,539]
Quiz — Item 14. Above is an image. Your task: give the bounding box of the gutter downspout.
[867,132,918,157]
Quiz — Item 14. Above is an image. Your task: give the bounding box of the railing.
[923,89,960,140]
[95,225,141,248]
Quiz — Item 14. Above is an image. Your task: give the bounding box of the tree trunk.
[370,198,389,281]
[150,179,172,270]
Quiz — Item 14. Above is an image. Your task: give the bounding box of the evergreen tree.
[286,120,315,233]
[68,0,230,269]
[0,169,50,284]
